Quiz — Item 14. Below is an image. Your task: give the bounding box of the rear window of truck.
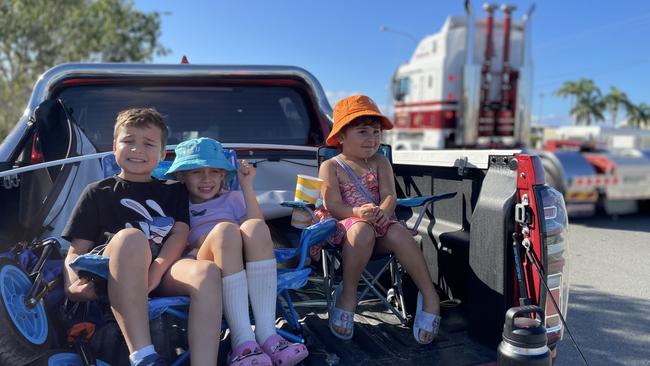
[55,84,316,151]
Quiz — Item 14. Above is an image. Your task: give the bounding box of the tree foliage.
[554,78,605,126]
[603,86,629,129]
[0,0,168,140]
[626,102,650,129]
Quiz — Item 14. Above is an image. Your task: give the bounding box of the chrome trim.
[1,63,333,161]
[515,7,534,147]
[222,143,318,152]
[546,324,563,334]
[0,143,320,178]
[499,342,549,356]
[393,149,522,169]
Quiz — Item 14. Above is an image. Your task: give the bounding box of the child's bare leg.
[338,222,375,312]
[377,224,440,342]
[240,218,274,261]
[376,224,440,315]
[102,228,152,353]
[156,259,221,366]
[198,222,244,275]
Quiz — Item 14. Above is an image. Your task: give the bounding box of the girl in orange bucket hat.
[317,95,441,344]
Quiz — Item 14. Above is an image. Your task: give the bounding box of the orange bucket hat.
[326,95,394,146]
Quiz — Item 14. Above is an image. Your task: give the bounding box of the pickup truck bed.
[294,297,496,365]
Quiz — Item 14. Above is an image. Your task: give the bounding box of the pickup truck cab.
[0,63,570,365]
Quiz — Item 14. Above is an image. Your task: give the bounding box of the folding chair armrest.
[275,247,300,264]
[398,192,457,233]
[280,200,316,211]
[396,192,457,208]
[69,254,110,282]
[276,218,337,271]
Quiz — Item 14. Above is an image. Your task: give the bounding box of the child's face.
[339,118,382,159]
[179,167,226,204]
[113,124,165,182]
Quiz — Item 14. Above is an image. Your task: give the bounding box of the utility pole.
[538,93,544,125]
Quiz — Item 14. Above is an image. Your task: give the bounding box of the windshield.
[55,84,318,151]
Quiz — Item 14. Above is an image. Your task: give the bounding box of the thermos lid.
[502,306,549,348]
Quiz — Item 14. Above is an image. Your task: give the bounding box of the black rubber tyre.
[0,257,51,365]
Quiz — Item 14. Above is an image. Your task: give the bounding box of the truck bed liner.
[283,283,496,365]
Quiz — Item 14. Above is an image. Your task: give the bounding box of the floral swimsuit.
[316,165,399,245]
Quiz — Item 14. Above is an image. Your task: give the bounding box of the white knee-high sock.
[223,270,255,348]
[246,258,277,344]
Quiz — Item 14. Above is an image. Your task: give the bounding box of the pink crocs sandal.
[228,340,272,366]
[261,334,308,366]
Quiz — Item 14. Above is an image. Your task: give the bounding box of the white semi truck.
[383,2,650,216]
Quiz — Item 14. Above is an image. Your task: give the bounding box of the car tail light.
[30,134,44,164]
[535,185,570,345]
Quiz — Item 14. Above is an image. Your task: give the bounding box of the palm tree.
[603,86,629,128]
[572,93,605,126]
[626,102,650,129]
[554,78,605,126]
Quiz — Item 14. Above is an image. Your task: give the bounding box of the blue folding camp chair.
[274,215,337,343]
[315,145,456,324]
[71,148,337,364]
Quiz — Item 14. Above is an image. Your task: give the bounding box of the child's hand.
[237,160,256,188]
[374,208,389,227]
[355,203,377,221]
[68,277,98,301]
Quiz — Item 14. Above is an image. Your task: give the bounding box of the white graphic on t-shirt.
[120,198,174,244]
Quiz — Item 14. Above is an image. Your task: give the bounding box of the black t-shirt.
[62,176,189,249]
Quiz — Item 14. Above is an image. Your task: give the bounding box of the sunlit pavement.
[555,213,650,366]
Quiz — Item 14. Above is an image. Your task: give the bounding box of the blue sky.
[135,0,650,127]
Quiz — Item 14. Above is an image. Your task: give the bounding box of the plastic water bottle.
[497,305,552,366]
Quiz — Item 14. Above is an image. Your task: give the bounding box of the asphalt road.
[555,212,650,366]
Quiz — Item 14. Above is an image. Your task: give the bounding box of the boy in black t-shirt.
[62,109,222,366]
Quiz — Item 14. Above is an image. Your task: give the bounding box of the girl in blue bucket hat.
[166,138,308,366]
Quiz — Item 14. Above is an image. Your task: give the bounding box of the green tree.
[554,78,605,126]
[603,86,629,128]
[0,0,169,140]
[626,102,650,129]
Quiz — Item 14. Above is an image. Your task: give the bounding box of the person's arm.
[373,156,397,227]
[62,184,101,301]
[376,155,397,216]
[147,221,189,293]
[238,160,264,220]
[64,239,97,302]
[320,159,376,221]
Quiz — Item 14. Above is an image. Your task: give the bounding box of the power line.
[535,59,650,90]
[534,11,650,51]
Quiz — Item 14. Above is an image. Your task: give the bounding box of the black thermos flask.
[497,305,552,366]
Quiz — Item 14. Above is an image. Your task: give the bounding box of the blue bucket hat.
[164,138,236,182]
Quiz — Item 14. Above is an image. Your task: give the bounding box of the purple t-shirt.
[188,191,246,245]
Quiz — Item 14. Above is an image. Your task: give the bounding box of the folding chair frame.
[316,145,456,325]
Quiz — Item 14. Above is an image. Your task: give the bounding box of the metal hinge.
[515,194,531,224]
[457,156,468,177]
